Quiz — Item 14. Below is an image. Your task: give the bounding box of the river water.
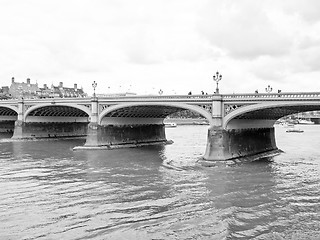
[1,125,320,240]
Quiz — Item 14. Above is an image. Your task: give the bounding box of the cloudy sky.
[1,0,320,96]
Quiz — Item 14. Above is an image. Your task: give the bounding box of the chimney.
[44,84,47,89]
[74,83,77,90]
[27,78,30,84]
[59,82,63,88]
[11,77,15,83]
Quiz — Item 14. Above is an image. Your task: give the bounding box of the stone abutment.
[79,123,170,149]
[12,121,88,139]
[203,126,279,161]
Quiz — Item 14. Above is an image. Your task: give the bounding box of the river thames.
[1,124,320,239]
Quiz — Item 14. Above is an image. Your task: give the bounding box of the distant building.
[0,86,10,99]
[9,77,39,99]
[54,82,87,98]
[39,82,87,98]
[8,77,87,99]
[37,83,52,98]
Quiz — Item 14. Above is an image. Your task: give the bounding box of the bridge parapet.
[2,92,320,103]
[223,92,320,101]
[96,95,215,103]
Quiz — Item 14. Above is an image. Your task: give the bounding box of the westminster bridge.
[1,92,320,161]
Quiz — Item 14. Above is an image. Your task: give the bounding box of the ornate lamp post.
[92,81,97,98]
[265,85,272,93]
[213,71,222,94]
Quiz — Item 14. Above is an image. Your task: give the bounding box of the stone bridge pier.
[11,99,89,139]
[203,126,278,161]
[203,96,279,161]
[85,122,167,148]
[202,95,320,161]
[82,99,171,149]
[81,96,280,160]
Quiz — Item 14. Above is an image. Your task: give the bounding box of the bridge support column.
[12,99,88,139]
[82,124,168,148]
[78,98,171,149]
[12,99,24,139]
[84,98,100,146]
[211,95,223,126]
[203,127,279,161]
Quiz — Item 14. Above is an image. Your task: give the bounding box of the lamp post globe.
[213,71,222,94]
[92,81,97,98]
[265,85,272,93]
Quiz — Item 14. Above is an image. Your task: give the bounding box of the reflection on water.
[0,125,320,239]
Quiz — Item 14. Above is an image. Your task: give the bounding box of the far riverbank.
[164,118,209,125]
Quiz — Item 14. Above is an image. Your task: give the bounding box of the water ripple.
[1,126,320,239]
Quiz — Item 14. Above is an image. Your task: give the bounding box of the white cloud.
[283,0,320,23]
[197,0,294,59]
[1,0,320,95]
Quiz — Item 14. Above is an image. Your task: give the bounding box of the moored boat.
[164,122,177,128]
[297,119,314,125]
[286,128,304,133]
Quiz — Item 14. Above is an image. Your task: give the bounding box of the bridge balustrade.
[223,92,320,100]
[96,94,213,100]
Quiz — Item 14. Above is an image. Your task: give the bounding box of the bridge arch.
[99,102,213,125]
[0,105,19,115]
[223,101,320,129]
[24,103,90,122]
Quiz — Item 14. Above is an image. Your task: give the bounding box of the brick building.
[8,77,87,99]
[9,77,39,99]
[0,86,10,99]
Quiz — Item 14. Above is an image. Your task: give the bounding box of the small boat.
[286,128,304,133]
[297,119,314,125]
[282,122,295,128]
[164,122,177,128]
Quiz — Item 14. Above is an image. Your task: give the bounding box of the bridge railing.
[94,92,320,100]
[2,92,320,104]
[0,95,215,105]
[93,94,215,101]
[222,92,320,100]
